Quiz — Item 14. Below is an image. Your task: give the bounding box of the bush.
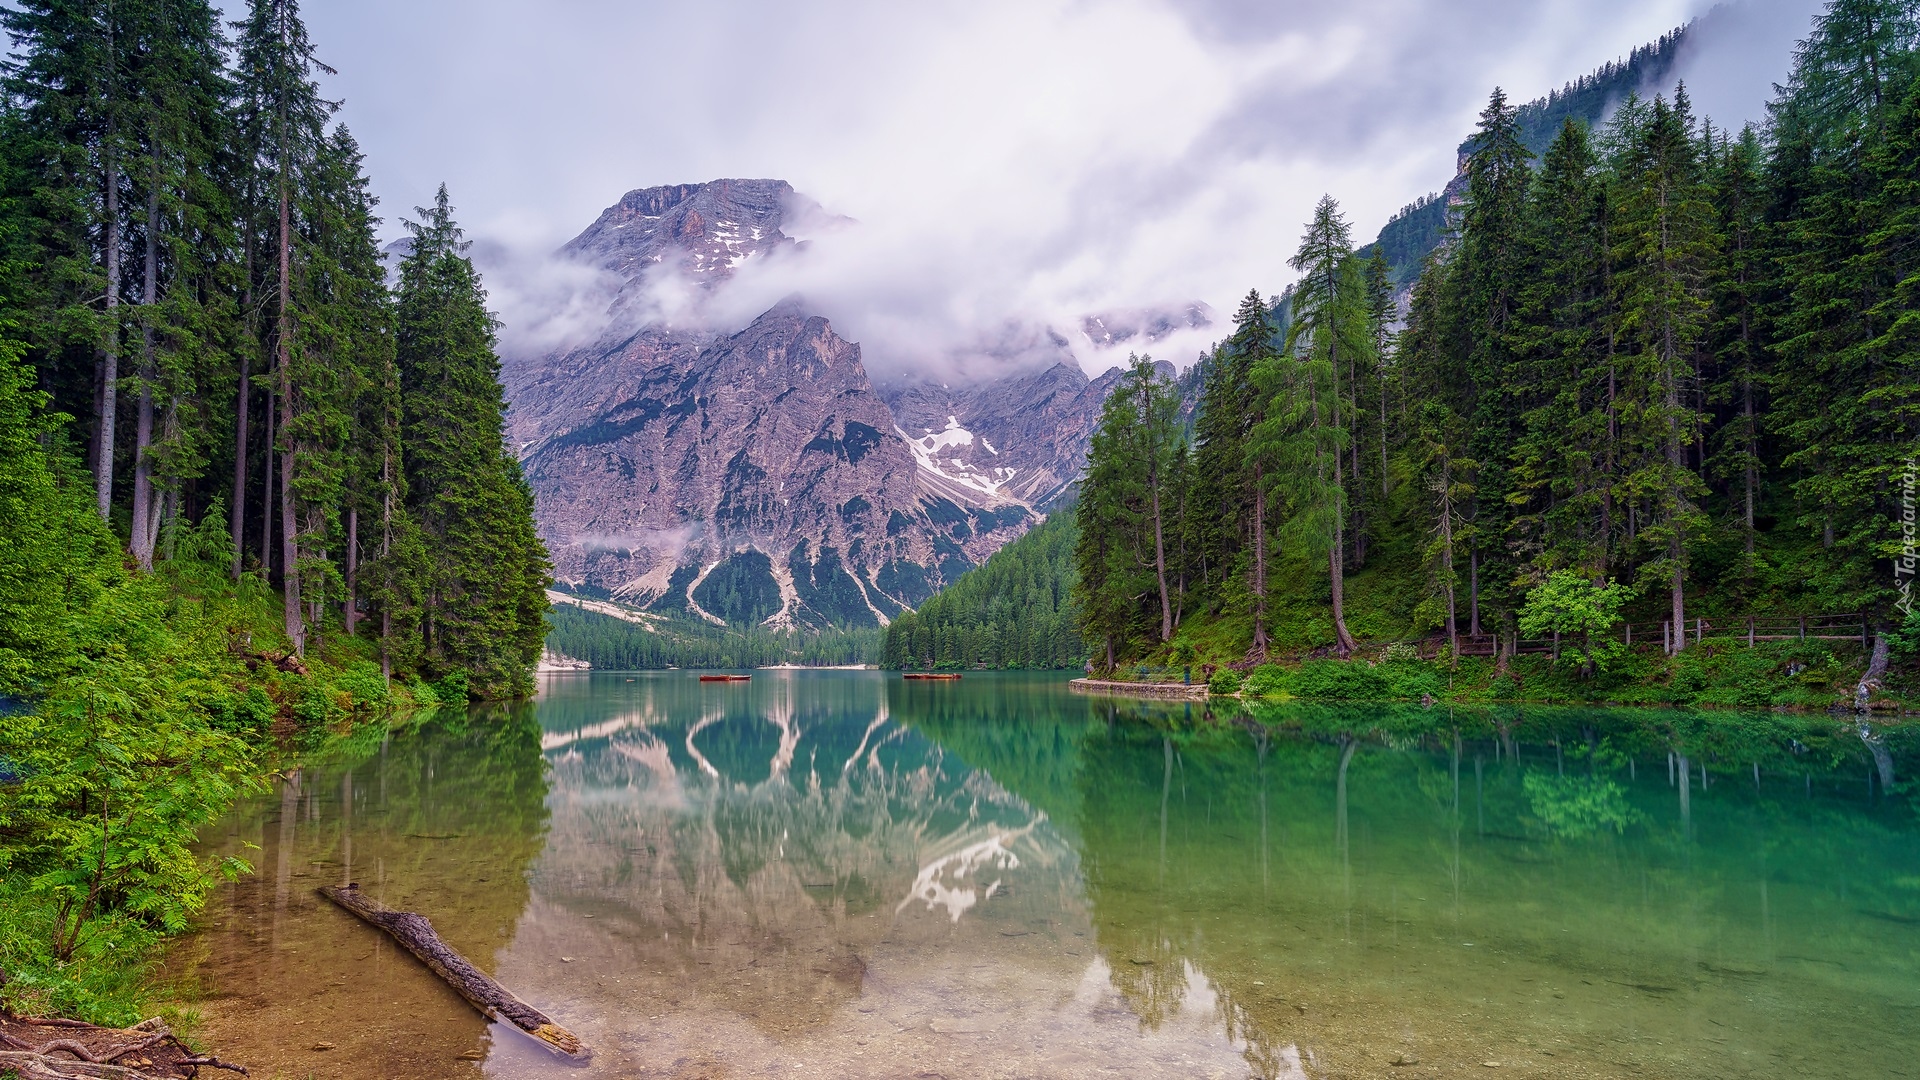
[432,670,470,708]
[1243,664,1290,698]
[1291,660,1390,701]
[1207,668,1242,696]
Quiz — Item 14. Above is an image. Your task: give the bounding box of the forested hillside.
[1077,0,1920,693]
[1365,24,1692,287]
[546,603,880,669]
[882,510,1085,669]
[0,0,548,1023]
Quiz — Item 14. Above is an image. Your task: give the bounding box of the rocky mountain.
[506,180,1076,629]
[504,178,1210,630]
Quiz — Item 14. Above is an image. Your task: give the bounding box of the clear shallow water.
[178,672,1920,1079]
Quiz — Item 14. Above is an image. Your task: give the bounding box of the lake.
[177,671,1920,1079]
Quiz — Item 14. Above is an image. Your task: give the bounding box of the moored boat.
[698,674,752,682]
[903,672,962,681]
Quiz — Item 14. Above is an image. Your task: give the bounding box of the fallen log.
[318,883,588,1061]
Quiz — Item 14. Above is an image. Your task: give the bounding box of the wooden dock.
[1069,678,1208,700]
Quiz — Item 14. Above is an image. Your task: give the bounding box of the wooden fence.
[1438,613,1867,661]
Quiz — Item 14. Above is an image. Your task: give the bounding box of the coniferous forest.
[881,509,1085,669]
[1075,2,1920,691]
[0,0,547,1021]
[0,0,548,696]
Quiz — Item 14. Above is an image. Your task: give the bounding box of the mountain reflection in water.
[179,671,1919,1080]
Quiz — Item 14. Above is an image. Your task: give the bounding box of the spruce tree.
[395,185,550,697]
[124,0,236,569]
[232,0,333,651]
[1455,89,1535,639]
[1508,118,1611,577]
[1273,195,1365,657]
[1609,89,1715,647]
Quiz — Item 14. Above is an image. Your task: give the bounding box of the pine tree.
[1272,195,1365,656]
[1453,88,1535,640]
[1206,289,1280,655]
[395,185,550,697]
[1706,124,1769,576]
[1609,89,1716,648]
[1508,118,1611,577]
[124,0,237,569]
[231,0,334,651]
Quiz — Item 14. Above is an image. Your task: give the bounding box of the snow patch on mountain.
[898,417,1019,500]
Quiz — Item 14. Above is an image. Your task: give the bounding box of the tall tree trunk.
[131,185,160,568]
[260,391,275,575]
[96,119,121,521]
[1468,546,1482,637]
[345,507,359,635]
[1600,359,1616,575]
[1330,543,1356,658]
[1667,362,1686,653]
[232,206,257,580]
[278,180,303,653]
[1330,428,1354,657]
[1378,356,1389,498]
[1151,482,1171,643]
[380,447,394,681]
[231,361,251,577]
[1742,370,1756,558]
[1439,461,1458,656]
[1251,472,1268,660]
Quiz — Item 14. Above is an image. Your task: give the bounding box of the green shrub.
[1243,664,1290,698]
[1291,660,1390,701]
[1207,668,1242,696]
[432,670,471,708]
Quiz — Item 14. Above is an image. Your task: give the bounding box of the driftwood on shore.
[0,1013,247,1079]
[317,883,589,1061]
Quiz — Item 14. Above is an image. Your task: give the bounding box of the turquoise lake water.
[181,671,1920,1079]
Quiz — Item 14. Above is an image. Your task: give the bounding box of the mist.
[274,0,1830,380]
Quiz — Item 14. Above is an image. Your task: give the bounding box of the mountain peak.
[561,178,803,285]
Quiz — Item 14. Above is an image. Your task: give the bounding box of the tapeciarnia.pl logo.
[1898,457,1916,617]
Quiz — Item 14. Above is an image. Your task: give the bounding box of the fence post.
[1799,616,1806,642]
[1696,617,1703,646]
[1663,620,1671,655]
[1748,616,1755,647]
[1625,622,1632,646]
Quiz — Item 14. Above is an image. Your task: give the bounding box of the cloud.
[570,525,705,559]
[282,0,1827,379]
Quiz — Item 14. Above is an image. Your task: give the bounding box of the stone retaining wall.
[1068,679,1208,700]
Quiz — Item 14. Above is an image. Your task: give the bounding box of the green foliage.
[1522,773,1641,839]
[1518,571,1632,673]
[1206,668,1242,696]
[887,509,1084,670]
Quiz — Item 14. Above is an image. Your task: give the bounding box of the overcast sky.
[263,0,1826,377]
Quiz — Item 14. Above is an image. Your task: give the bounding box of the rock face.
[879,362,1126,512]
[524,302,996,628]
[506,178,1163,629]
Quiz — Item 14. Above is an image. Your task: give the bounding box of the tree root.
[0,1014,243,1079]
